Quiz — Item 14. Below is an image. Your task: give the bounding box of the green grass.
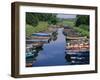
[26,20,89,37]
[57,19,75,28]
[62,19,75,27]
[26,21,48,37]
[62,19,89,37]
[73,25,89,37]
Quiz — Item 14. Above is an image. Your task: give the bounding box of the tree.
[75,15,89,26]
[26,13,38,27]
[26,12,58,26]
[48,14,58,25]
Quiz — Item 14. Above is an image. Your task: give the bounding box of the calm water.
[32,28,67,66]
[26,28,89,67]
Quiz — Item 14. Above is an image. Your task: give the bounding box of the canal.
[32,28,67,66]
[26,28,89,67]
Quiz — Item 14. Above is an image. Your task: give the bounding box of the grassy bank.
[26,21,48,37]
[62,19,75,27]
[62,20,89,37]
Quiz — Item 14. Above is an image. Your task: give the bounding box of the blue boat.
[32,33,51,37]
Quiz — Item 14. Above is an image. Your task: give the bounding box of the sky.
[56,14,76,19]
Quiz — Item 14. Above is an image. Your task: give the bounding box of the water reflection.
[26,30,58,67]
[51,32,58,41]
[26,28,89,67]
[65,51,89,65]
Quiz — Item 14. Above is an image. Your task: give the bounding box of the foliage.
[26,13,58,27]
[74,15,89,37]
[73,25,89,37]
[62,19,89,37]
[26,13,38,27]
[62,19,75,27]
[26,21,48,37]
[75,15,89,26]
[48,15,58,25]
[79,24,89,31]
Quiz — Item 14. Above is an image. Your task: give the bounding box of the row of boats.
[63,26,89,64]
[26,33,52,58]
[26,29,58,67]
[26,33,52,67]
[26,26,90,66]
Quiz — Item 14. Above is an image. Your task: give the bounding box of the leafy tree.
[75,15,89,26]
[48,14,58,25]
[26,12,58,26]
[26,13,38,27]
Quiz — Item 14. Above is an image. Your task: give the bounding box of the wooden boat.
[65,50,89,56]
[66,45,89,50]
[66,36,87,40]
[66,42,89,50]
[26,39,50,44]
[26,63,33,67]
[26,59,36,67]
[31,33,51,41]
[26,47,37,58]
[26,52,34,58]
[32,42,43,48]
[26,46,33,53]
[31,36,50,39]
[66,49,89,53]
[26,47,37,56]
[32,33,51,37]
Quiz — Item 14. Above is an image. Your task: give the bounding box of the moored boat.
[66,42,89,50]
[26,63,33,67]
[66,49,89,53]
[32,33,51,37]
[26,47,37,58]
[26,52,34,58]
[26,39,50,44]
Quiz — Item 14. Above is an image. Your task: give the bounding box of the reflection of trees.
[51,32,58,41]
[65,51,89,65]
[65,52,72,62]
[52,35,57,41]
[33,46,43,52]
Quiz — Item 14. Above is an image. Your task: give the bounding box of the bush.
[79,24,89,31]
[75,15,89,26]
[48,16,58,25]
[26,13,38,27]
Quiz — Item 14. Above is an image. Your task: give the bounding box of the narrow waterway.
[32,28,67,66]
